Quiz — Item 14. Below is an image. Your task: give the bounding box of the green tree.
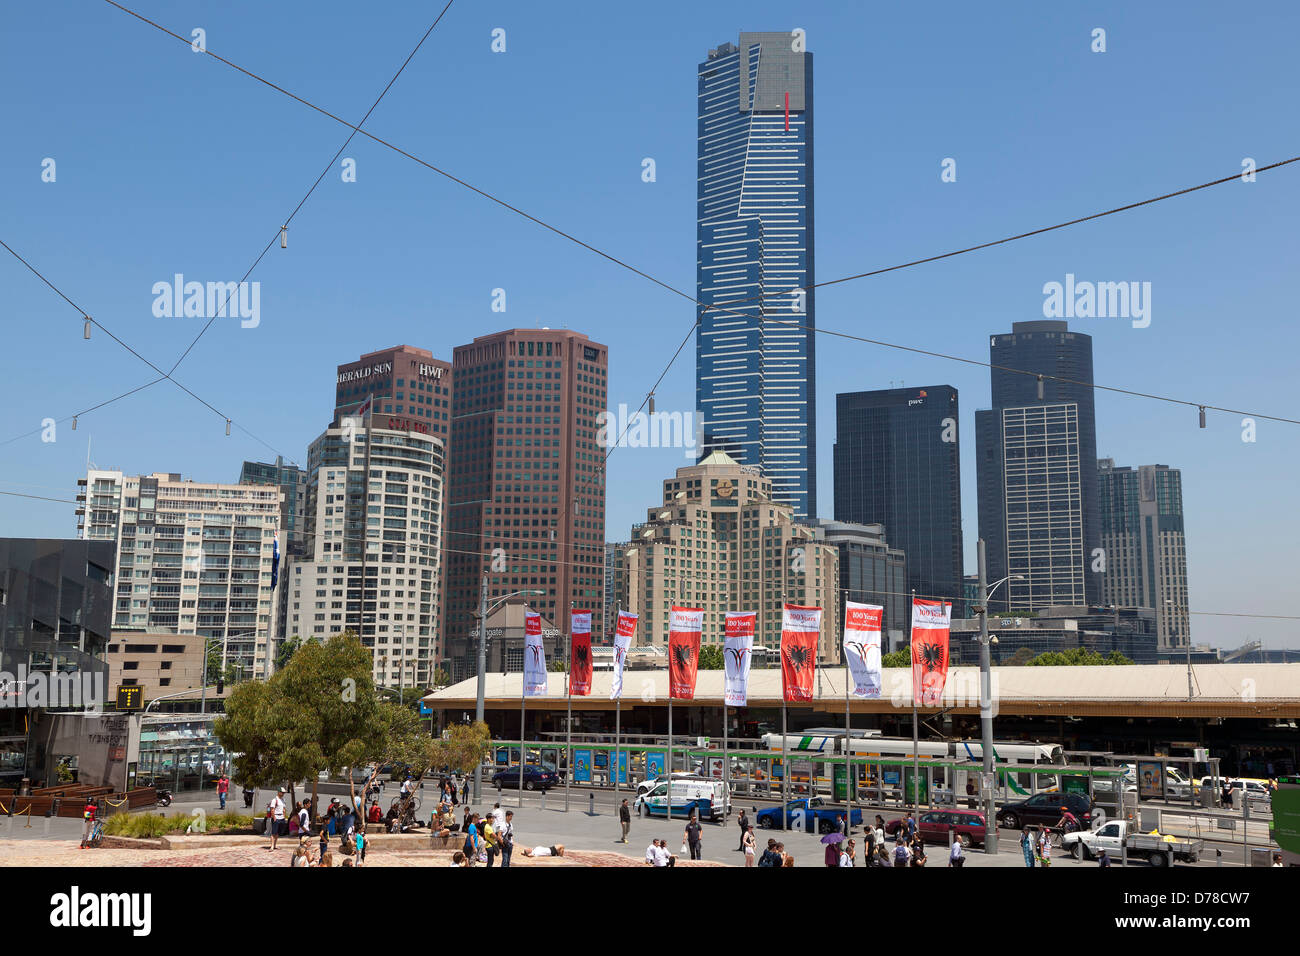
[276,636,304,672]
[698,644,724,669]
[215,630,416,814]
[1026,646,1134,666]
[430,667,451,689]
[430,721,492,777]
[882,646,911,668]
[549,659,567,672]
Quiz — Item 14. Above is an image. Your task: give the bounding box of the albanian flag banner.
[668,607,704,700]
[723,611,756,707]
[610,609,638,700]
[843,601,884,698]
[910,598,952,707]
[780,604,822,703]
[523,610,548,698]
[569,609,593,696]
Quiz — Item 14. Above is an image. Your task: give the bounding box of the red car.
[885,810,988,847]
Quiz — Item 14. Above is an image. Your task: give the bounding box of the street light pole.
[472,577,543,804]
[977,540,996,854]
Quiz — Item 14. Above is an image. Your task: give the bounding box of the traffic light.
[216,676,224,695]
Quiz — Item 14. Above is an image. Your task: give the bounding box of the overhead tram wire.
[164,0,457,376]
[88,11,1300,421]
[5,490,1293,624]
[0,5,457,457]
[101,1,1300,331]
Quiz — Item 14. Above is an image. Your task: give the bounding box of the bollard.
[588,792,596,817]
[541,789,547,813]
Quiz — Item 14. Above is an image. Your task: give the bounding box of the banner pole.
[722,699,729,817]
[565,607,572,813]
[845,651,852,835]
[519,674,526,809]
[910,589,918,812]
[781,701,788,828]
[667,694,673,826]
[614,698,621,801]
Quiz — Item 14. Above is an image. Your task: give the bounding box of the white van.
[636,778,728,822]
[635,772,709,799]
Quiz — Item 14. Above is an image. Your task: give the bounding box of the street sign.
[116,686,144,711]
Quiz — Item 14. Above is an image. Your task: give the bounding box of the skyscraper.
[334,345,453,445]
[696,32,816,518]
[441,329,608,680]
[976,320,1101,611]
[833,386,964,606]
[1097,459,1191,653]
[77,470,282,678]
[285,421,444,686]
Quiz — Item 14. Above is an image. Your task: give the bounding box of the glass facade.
[977,321,1100,610]
[0,538,114,787]
[696,33,816,518]
[818,521,909,653]
[832,386,963,606]
[136,715,230,793]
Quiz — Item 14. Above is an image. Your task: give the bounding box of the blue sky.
[2,1,1297,649]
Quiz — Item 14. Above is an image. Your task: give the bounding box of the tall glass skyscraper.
[833,386,964,607]
[975,320,1101,611]
[696,32,816,518]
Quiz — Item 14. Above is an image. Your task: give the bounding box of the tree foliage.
[1008,646,1036,666]
[1026,647,1134,666]
[698,644,724,670]
[214,631,436,810]
[882,646,911,668]
[430,721,492,777]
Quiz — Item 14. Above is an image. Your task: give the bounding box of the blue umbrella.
[821,832,845,845]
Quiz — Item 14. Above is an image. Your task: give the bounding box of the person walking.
[268,788,287,851]
[684,812,703,861]
[499,810,515,868]
[948,834,965,868]
[742,826,756,867]
[1098,849,1111,868]
[839,839,856,867]
[892,837,912,868]
[296,799,312,838]
[463,813,480,864]
[461,777,470,805]
[1020,827,1036,868]
[736,808,749,850]
[618,798,631,844]
[1036,825,1052,868]
[215,773,229,810]
[482,814,498,867]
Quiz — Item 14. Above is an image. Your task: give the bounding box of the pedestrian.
[619,798,631,844]
[893,837,912,867]
[839,839,856,867]
[743,825,756,867]
[646,839,661,866]
[905,812,917,841]
[824,837,839,867]
[1020,827,1036,868]
[268,787,287,851]
[79,796,98,849]
[482,813,498,867]
[216,773,229,810]
[1271,853,1283,868]
[911,834,927,867]
[863,822,876,863]
[461,777,470,805]
[462,813,480,864]
[499,810,515,868]
[1037,826,1052,867]
[684,812,703,861]
[354,828,367,866]
[1098,849,1111,868]
[318,830,329,861]
[948,834,965,868]
[758,838,780,867]
[296,799,311,837]
[491,802,506,831]
[736,808,749,850]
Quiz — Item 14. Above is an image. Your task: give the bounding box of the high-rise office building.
[603,541,629,642]
[833,386,963,606]
[1097,459,1191,653]
[976,320,1101,611]
[441,329,608,681]
[616,451,839,660]
[816,520,908,653]
[284,421,444,687]
[334,345,453,444]
[696,32,816,518]
[77,471,282,678]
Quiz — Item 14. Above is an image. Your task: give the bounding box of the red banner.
[569,609,593,696]
[780,604,822,703]
[668,607,704,700]
[910,598,952,706]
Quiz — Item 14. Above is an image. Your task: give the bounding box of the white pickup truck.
[1061,820,1203,866]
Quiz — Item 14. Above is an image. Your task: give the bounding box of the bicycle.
[1047,821,1081,848]
[86,819,104,848]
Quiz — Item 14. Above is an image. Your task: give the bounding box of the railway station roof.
[422,663,1300,718]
